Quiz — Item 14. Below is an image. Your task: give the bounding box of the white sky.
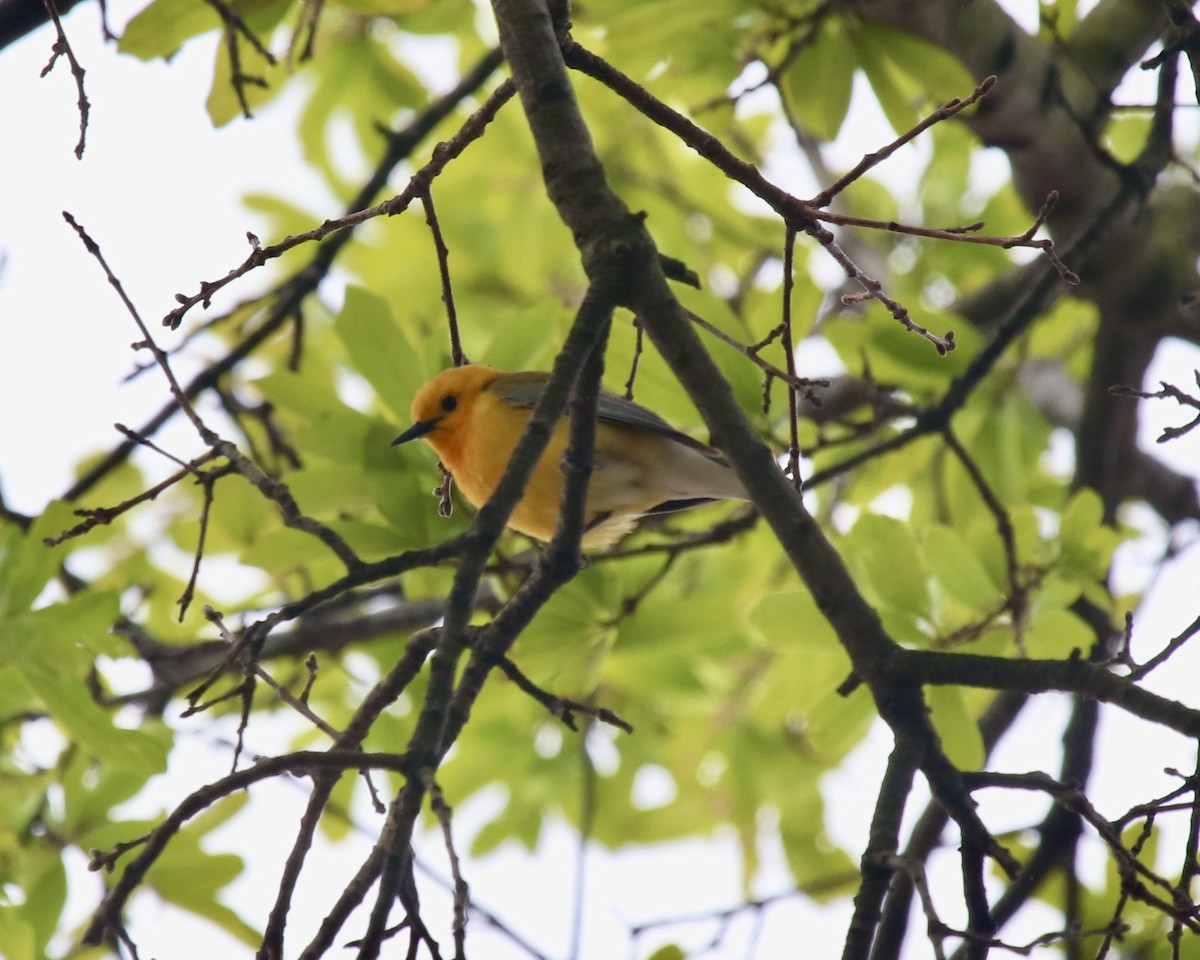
[4,2,1200,959]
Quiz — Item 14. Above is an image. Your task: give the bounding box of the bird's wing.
[486,372,551,407]
[490,374,729,463]
[596,392,732,462]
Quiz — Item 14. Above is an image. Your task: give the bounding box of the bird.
[392,364,750,548]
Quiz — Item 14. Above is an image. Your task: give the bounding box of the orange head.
[392,364,501,452]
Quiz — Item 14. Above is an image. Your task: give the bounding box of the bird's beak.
[392,419,439,446]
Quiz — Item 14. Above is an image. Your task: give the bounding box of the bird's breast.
[434,394,568,541]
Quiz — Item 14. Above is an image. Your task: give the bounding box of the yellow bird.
[393,364,749,547]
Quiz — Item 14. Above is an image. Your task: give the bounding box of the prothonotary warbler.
[392,364,750,547]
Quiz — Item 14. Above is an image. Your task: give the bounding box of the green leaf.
[0,665,35,722]
[924,524,1005,610]
[850,21,974,135]
[1024,607,1092,660]
[151,827,258,946]
[120,0,220,60]
[17,653,168,776]
[0,503,80,620]
[239,527,341,574]
[253,367,345,421]
[61,748,157,834]
[254,370,378,464]
[805,689,876,761]
[204,0,294,125]
[851,27,920,135]
[189,792,251,836]
[921,122,974,224]
[0,911,35,960]
[864,21,976,102]
[335,287,430,423]
[77,817,160,855]
[521,567,620,694]
[749,590,850,719]
[329,519,415,560]
[781,816,857,891]
[1039,0,1079,38]
[779,20,854,141]
[206,52,285,128]
[927,686,984,770]
[1027,298,1098,382]
[3,588,166,775]
[391,0,474,31]
[599,0,746,99]
[1060,488,1103,547]
[1009,505,1046,568]
[285,462,380,518]
[296,34,425,191]
[478,302,568,374]
[335,0,448,15]
[846,514,931,622]
[207,473,277,549]
[15,848,65,956]
[0,589,119,670]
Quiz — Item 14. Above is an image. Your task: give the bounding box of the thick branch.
[897,649,1200,737]
[0,0,84,50]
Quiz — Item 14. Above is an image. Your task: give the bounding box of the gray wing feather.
[595,392,675,434]
[487,373,551,409]
[490,374,728,463]
[596,393,730,462]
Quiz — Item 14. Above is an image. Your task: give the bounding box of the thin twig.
[809,76,997,208]
[816,191,1078,284]
[686,308,828,396]
[162,80,516,330]
[43,449,220,547]
[779,225,803,488]
[176,477,216,620]
[623,317,644,400]
[204,607,344,739]
[493,656,633,733]
[421,187,467,366]
[429,782,470,960]
[1130,612,1200,680]
[941,426,1027,650]
[82,751,418,947]
[39,0,89,159]
[295,0,325,62]
[204,0,274,119]
[1110,374,1200,441]
[65,214,365,573]
[963,769,1200,925]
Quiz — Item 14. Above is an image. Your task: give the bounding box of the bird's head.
[392,364,500,449]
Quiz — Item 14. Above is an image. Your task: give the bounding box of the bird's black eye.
[441,395,458,413]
